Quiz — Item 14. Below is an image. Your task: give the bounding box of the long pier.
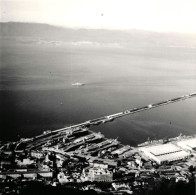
[15,92,196,151]
[52,92,196,133]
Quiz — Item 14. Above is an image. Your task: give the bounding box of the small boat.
[72,82,85,86]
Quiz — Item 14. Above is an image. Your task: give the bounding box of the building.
[57,172,69,184]
[83,167,113,182]
[177,137,196,151]
[89,168,113,182]
[23,173,37,179]
[15,158,35,166]
[111,145,131,155]
[0,171,52,179]
[90,160,108,169]
[135,157,143,167]
[88,158,117,167]
[7,173,21,179]
[31,150,44,159]
[0,160,11,167]
[0,174,6,179]
[38,171,53,178]
[3,150,13,156]
[127,161,137,168]
[112,182,131,191]
[140,143,190,164]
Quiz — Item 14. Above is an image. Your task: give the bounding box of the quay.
[52,92,196,134]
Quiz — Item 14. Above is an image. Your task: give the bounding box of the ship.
[72,82,85,86]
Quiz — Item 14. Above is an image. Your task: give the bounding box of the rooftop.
[158,151,189,162]
[141,143,182,156]
[177,138,196,149]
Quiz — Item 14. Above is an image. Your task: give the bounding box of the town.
[0,124,196,194]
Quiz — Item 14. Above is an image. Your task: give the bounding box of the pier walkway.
[52,92,196,133]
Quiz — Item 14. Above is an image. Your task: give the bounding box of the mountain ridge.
[1,22,196,47]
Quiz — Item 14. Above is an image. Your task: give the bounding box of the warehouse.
[140,143,190,164]
[177,137,196,151]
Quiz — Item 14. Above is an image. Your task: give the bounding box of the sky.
[1,0,196,33]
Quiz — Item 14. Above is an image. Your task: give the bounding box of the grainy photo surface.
[0,1,196,194]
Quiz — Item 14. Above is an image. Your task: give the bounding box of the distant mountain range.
[0,22,196,47]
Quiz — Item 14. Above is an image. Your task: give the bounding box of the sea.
[0,38,196,146]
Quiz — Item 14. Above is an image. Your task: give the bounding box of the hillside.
[0,22,196,47]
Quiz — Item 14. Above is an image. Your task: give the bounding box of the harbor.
[0,92,196,194]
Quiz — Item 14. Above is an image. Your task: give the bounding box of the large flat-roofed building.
[177,137,196,151]
[140,143,190,164]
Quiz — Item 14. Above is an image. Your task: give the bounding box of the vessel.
[72,82,85,86]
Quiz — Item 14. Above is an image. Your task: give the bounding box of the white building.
[112,182,131,191]
[23,173,37,179]
[31,151,44,159]
[82,167,113,182]
[177,138,196,151]
[140,143,190,164]
[38,171,53,178]
[57,172,70,184]
[16,158,35,166]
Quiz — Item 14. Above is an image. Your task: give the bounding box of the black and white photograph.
[0,0,196,194]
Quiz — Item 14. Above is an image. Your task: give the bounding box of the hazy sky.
[1,0,196,33]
